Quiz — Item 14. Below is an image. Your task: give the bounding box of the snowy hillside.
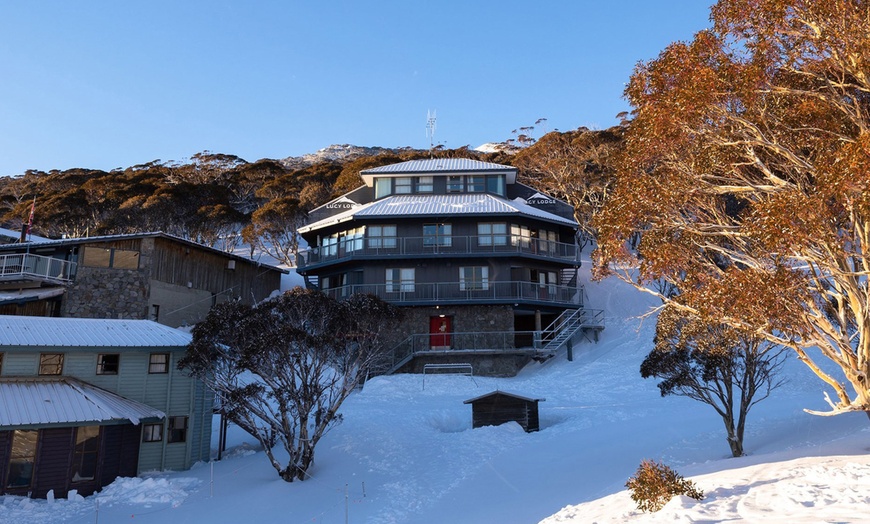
[1,273,868,523]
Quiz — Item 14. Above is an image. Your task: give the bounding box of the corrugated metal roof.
[360,158,517,175]
[0,377,165,427]
[0,316,192,348]
[300,194,577,232]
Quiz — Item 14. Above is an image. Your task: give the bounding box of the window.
[478,223,507,246]
[386,268,415,293]
[423,223,452,247]
[343,227,365,253]
[81,247,139,269]
[6,430,37,488]
[96,354,120,375]
[149,353,169,374]
[367,225,397,249]
[486,175,506,196]
[511,224,532,248]
[447,176,464,192]
[416,176,433,192]
[467,176,485,192]
[460,266,489,291]
[539,229,558,253]
[322,233,339,256]
[39,353,63,375]
[168,416,188,443]
[374,178,391,199]
[394,177,412,194]
[71,426,99,483]
[143,423,163,442]
[151,304,160,322]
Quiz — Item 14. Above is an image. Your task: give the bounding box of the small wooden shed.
[463,391,545,433]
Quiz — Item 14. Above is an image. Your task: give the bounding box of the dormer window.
[467,176,485,192]
[375,178,391,199]
[417,176,433,192]
[447,176,463,192]
[394,177,412,194]
[487,175,506,196]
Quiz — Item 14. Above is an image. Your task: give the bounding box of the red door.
[429,316,452,349]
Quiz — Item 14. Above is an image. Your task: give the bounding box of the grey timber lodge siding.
[297,158,596,375]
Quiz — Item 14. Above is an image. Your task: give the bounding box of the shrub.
[625,459,704,512]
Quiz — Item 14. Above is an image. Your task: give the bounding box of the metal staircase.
[540,308,605,352]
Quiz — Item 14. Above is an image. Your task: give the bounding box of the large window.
[322,233,339,257]
[39,353,64,375]
[511,225,532,248]
[539,229,558,253]
[478,223,507,246]
[6,430,37,488]
[71,426,99,483]
[96,354,120,375]
[386,268,415,292]
[168,416,188,443]
[447,176,463,192]
[81,247,139,269]
[460,266,489,291]
[416,176,433,192]
[374,178,391,199]
[486,175,506,196]
[149,353,169,374]
[394,177,412,194]
[343,227,365,253]
[368,225,397,249]
[423,223,452,247]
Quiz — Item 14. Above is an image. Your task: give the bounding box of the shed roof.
[463,390,546,404]
[0,377,165,427]
[0,287,65,306]
[300,193,577,233]
[0,315,192,348]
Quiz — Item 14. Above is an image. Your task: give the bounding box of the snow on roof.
[299,194,577,233]
[0,377,164,427]
[463,390,546,404]
[0,287,64,305]
[0,316,192,348]
[360,158,517,175]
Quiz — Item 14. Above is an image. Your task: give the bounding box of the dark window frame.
[38,353,64,375]
[96,354,120,375]
[148,353,169,374]
[142,423,164,443]
[168,416,188,443]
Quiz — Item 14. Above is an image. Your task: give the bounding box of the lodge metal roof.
[299,194,577,233]
[0,315,192,348]
[360,158,517,175]
[0,377,165,427]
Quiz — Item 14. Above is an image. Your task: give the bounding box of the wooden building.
[0,232,285,327]
[464,391,545,433]
[0,316,211,498]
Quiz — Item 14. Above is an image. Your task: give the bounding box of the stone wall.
[62,266,151,320]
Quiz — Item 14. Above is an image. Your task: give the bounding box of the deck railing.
[321,280,582,306]
[297,235,578,267]
[0,253,75,284]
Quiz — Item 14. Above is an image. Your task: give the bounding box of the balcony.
[296,235,578,269]
[0,253,76,285]
[321,280,582,307]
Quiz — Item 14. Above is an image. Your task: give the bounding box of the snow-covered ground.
[1,273,868,523]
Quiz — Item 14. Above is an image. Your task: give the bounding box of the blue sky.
[0,1,713,176]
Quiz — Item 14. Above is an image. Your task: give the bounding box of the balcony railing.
[297,235,578,268]
[321,280,582,306]
[0,253,76,284]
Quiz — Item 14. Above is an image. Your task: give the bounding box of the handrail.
[0,253,75,284]
[297,234,578,267]
[321,280,583,306]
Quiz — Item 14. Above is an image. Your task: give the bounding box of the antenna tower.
[426,110,437,156]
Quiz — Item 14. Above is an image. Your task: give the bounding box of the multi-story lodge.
[296,158,603,376]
